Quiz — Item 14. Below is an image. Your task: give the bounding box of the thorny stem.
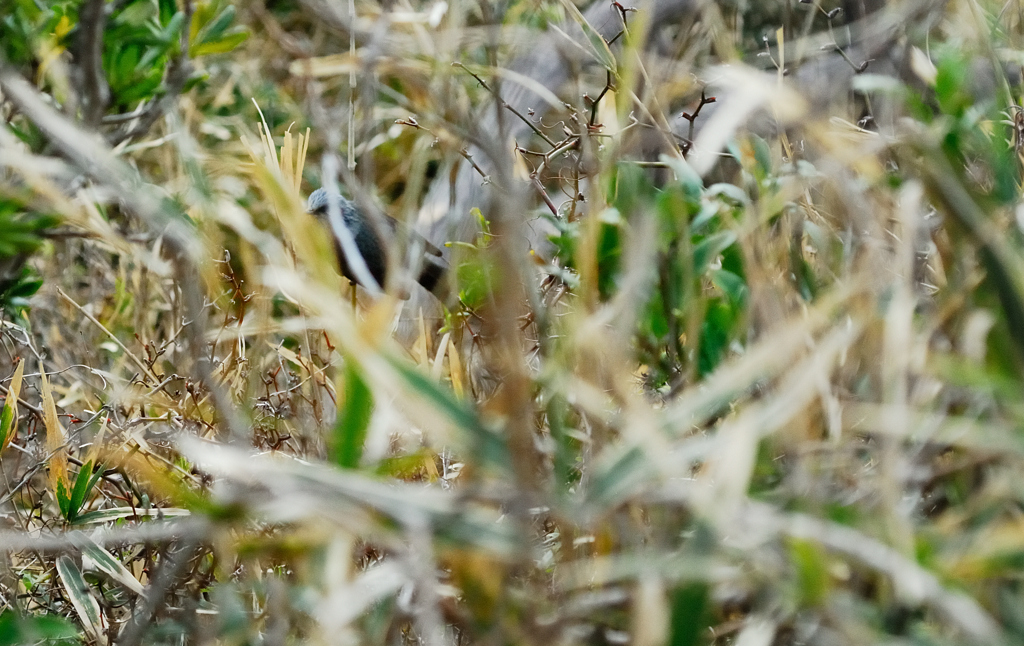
[760,35,784,74]
[534,137,580,177]
[532,176,559,217]
[514,134,580,217]
[607,1,637,46]
[681,90,716,150]
[586,70,615,127]
[826,14,870,73]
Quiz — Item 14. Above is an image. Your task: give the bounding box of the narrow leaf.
[73,507,191,525]
[79,537,146,595]
[65,461,96,524]
[55,555,106,645]
[390,359,512,472]
[0,358,24,452]
[40,362,70,517]
[555,0,617,72]
[332,361,374,469]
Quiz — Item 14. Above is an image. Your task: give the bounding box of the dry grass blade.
[0,357,25,452]
[39,360,69,510]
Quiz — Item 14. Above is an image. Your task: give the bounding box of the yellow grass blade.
[40,361,69,506]
[0,358,25,453]
[447,335,465,399]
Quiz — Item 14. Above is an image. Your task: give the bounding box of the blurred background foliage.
[4,0,1024,645]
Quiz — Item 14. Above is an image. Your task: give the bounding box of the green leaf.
[73,507,191,525]
[596,209,623,299]
[668,582,711,646]
[456,252,497,310]
[693,231,737,273]
[199,4,236,42]
[0,403,13,452]
[161,11,185,44]
[706,182,750,206]
[55,478,71,519]
[78,536,146,594]
[0,358,24,453]
[158,0,178,24]
[0,611,81,645]
[612,162,655,216]
[332,361,374,469]
[712,269,748,306]
[116,0,158,26]
[934,53,971,117]
[65,461,97,523]
[55,556,104,643]
[750,134,773,177]
[699,300,736,376]
[190,30,248,56]
[660,154,704,200]
[789,538,830,607]
[389,359,512,472]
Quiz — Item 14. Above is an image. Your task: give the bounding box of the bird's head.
[306,188,355,224]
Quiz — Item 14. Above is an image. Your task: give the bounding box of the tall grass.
[2,0,1024,645]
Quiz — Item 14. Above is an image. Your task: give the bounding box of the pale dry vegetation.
[2,0,1024,645]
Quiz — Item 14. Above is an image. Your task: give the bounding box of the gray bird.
[306,188,448,296]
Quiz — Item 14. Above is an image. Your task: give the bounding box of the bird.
[305,188,448,297]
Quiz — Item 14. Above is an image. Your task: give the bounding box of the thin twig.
[826,15,870,73]
[56,288,161,385]
[452,62,557,147]
[681,90,716,145]
[531,176,559,217]
[586,70,614,127]
[606,1,637,46]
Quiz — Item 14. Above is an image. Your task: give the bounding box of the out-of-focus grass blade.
[0,357,24,453]
[789,538,830,607]
[389,359,512,473]
[554,0,617,73]
[332,361,374,469]
[179,437,518,554]
[55,555,106,645]
[0,612,82,643]
[587,445,649,509]
[693,231,737,273]
[78,536,146,595]
[40,362,70,517]
[447,335,466,399]
[73,507,191,525]
[556,550,729,590]
[912,141,1024,368]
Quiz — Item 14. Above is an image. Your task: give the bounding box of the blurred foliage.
[0,611,81,646]
[4,0,1024,646]
[547,162,748,390]
[0,196,58,317]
